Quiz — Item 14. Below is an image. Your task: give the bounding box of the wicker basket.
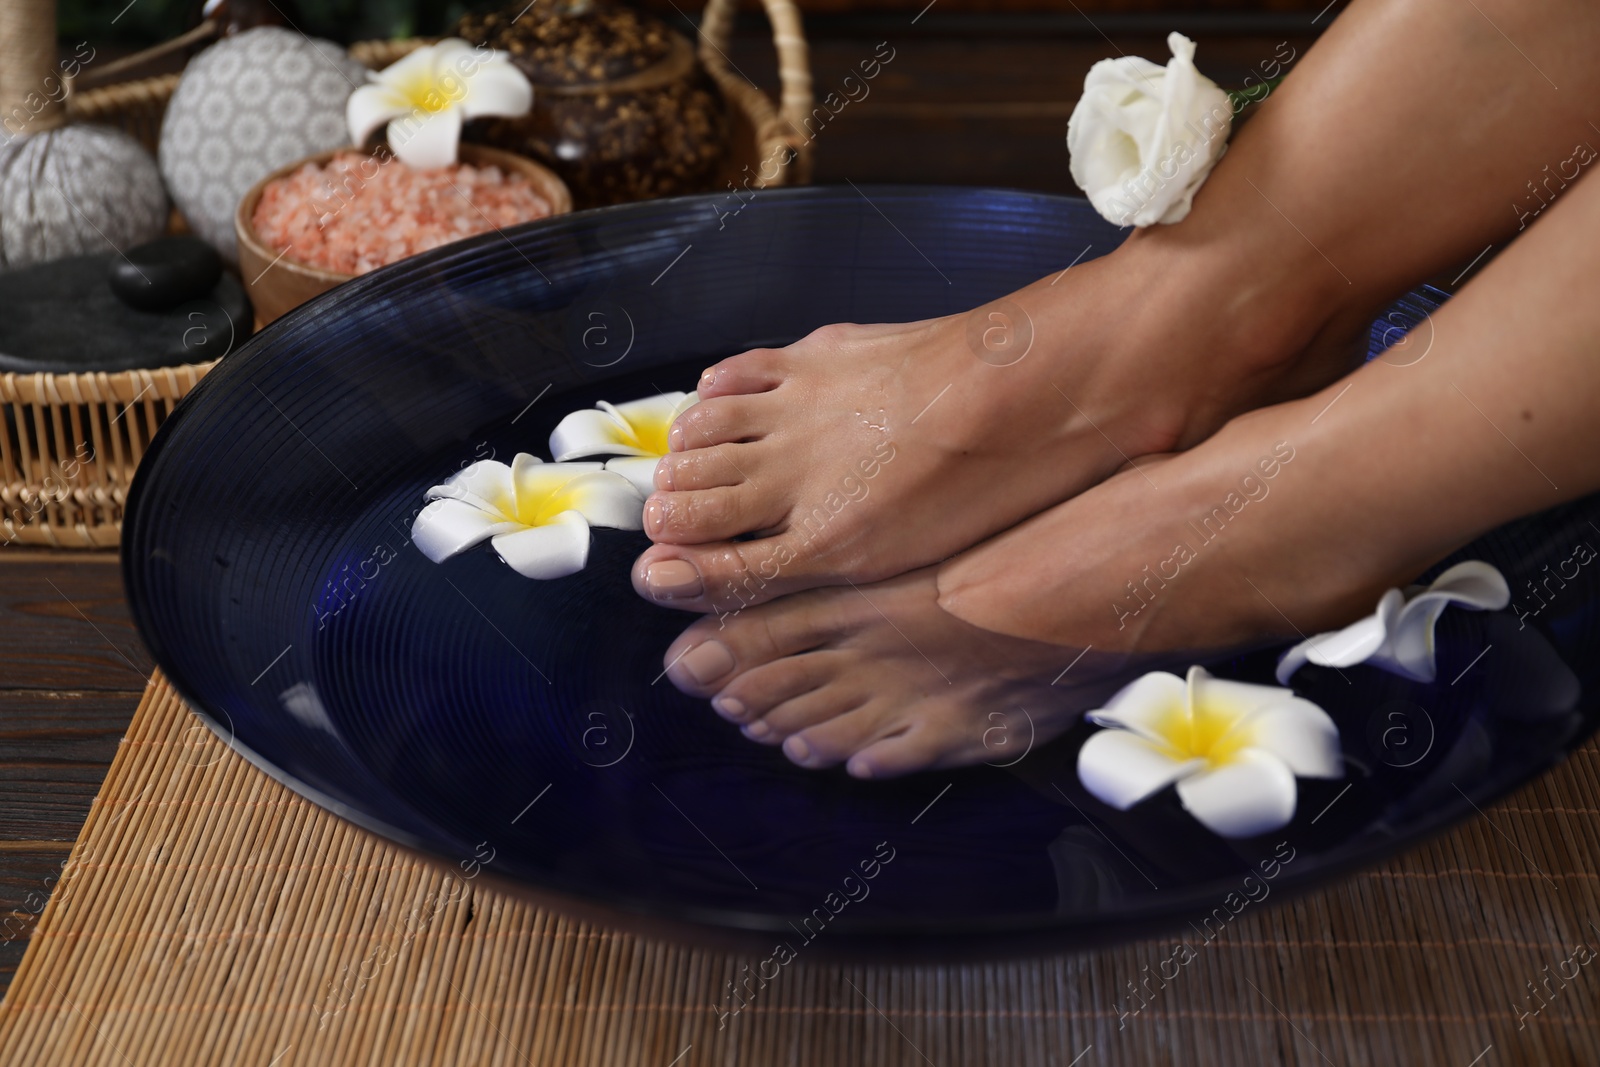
[0,0,812,549]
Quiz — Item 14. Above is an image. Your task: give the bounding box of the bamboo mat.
[2,674,1598,1066]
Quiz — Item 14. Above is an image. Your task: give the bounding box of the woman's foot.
[934,401,1397,658]
[660,567,1132,779]
[633,237,1369,617]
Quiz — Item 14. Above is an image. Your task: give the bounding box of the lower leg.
[1098,0,1600,428]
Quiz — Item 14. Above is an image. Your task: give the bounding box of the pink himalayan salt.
[251,151,553,276]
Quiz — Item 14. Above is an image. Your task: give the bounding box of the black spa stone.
[108,236,224,312]
[0,251,251,373]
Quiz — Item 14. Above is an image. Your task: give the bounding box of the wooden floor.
[0,20,1327,999]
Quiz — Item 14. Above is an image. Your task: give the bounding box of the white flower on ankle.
[549,392,698,496]
[1077,666,1342,839]
[1067,32,1233,227]
[347,39,533,170]
[411,453,643,579]
[1275,561,1510,685]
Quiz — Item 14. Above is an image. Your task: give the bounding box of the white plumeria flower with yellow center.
[1077,666,1342,839]
[347,38,533,170]
[549,392,699,496]
[1275,561,1509,685]
[411,453,643,579]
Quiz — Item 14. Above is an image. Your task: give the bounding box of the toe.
[660,594,838,696]
[845,724,958,780]
[634,537,812,613]
[781,702,897,770]
[654,446,749,492]
[669,395,774,452]
[711,651,840,725]
[746,681,865,744]
[697,349,786,398]
[644,485,785,545]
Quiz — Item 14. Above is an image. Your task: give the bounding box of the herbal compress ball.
[0,125,167,269]
[159,26,365,263]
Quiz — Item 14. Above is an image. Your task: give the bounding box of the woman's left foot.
[661,568,1125,779]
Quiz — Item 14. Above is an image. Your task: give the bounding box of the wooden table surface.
[0,551,151,993]
[5,11,1446,1012]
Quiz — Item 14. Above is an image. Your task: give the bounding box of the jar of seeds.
[456,0,731,209]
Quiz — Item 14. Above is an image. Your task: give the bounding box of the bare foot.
[633,237,1371,616]
[660,568,1131,779]
[932,347,1558,660]
[932,396,1405,658]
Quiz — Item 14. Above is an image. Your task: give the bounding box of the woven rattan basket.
[2,0,811,549]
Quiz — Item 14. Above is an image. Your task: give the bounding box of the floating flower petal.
[489,511,592,580]
[1076,728,1203,812]
[550,392,698,461]
[411,496,521,563]
[1077,665,1341,838]
[1172,750,1299,840]
[604,456,664,497]
[1276,561,1510,684]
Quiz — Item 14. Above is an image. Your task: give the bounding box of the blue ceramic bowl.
[123,186,1600,958]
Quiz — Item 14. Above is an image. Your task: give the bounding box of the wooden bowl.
[235,144,572,326]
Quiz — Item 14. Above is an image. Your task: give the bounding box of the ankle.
[1106,224,1368,442]
[1131,221,1349,358]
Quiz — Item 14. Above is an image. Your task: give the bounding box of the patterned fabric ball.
[0,125,168,270]
[159,27,364,263]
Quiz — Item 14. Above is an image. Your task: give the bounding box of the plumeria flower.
[1275,561,1510,685]
[1077,666,1342,839]
[347,39,533,170]
[411,453,642,579]
[549,392,699,496]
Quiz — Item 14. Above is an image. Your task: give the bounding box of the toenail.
[743,720,770,739]
[846,757,873,779]
[644,560,702,598]
[680,641,735,685]
[699,369,715,391]
[653,457,673,491]
[712,695,746,721]
[783,736,812,763]
[668,423,686,450]
[643,498,667,535]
